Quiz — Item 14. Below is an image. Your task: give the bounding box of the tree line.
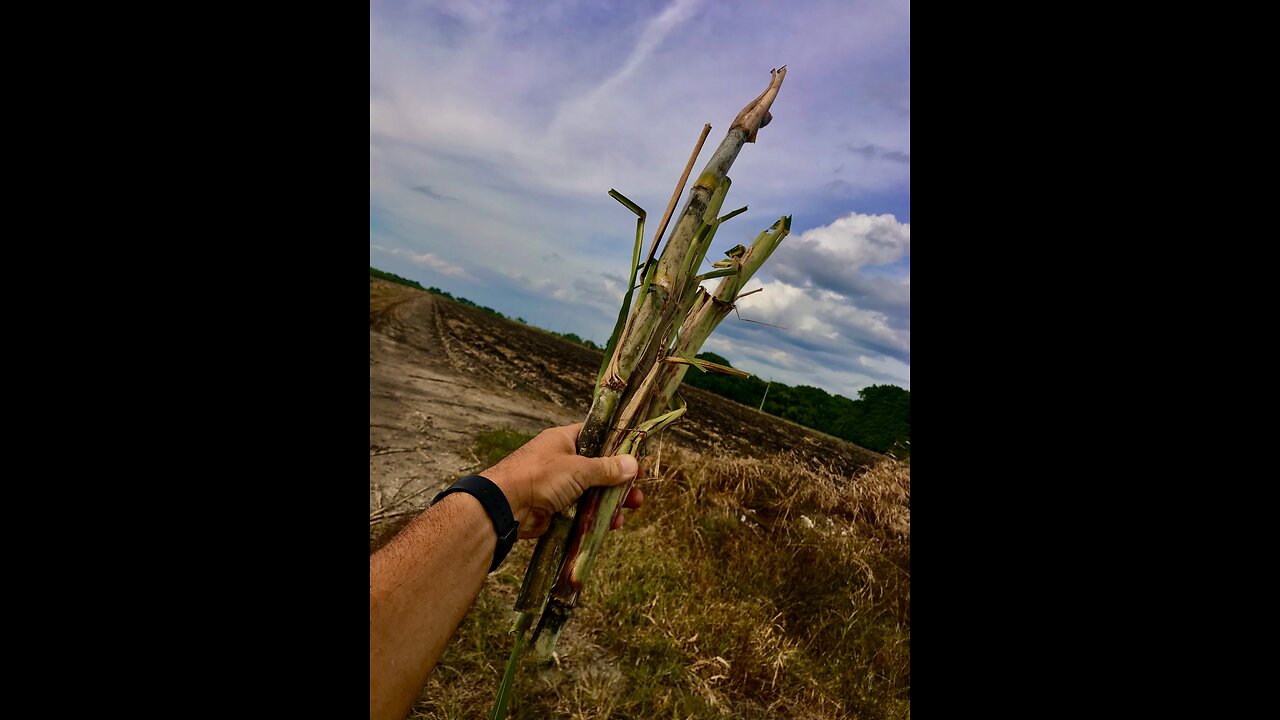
[682,352,910,457]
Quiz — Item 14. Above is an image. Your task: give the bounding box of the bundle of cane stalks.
[491,68,791,719]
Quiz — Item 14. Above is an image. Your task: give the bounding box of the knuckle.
[599,456,617,478]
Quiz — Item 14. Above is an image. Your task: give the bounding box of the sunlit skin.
[369,423,643,720]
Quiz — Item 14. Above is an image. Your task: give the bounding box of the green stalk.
[576,68,787,459]
[608,176,734,427]
[531,405,686,658]
[495,70,789,695]
[654,216,791,410]
[638,123,712,301]
[567,406,686,586]
[513,515,573,616]
[595,190,647,400]
[530,202,743,656]
[665,355,751,377]
[489,613,531,720]
[668,197,746,348]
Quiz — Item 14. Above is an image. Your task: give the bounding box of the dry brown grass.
[411,445,910,719]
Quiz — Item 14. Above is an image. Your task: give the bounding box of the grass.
[411,446,911,719]
[473,429,536,468]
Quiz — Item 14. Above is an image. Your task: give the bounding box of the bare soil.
[369,277,881,531]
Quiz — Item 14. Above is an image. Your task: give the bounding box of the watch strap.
[432,475,519,572]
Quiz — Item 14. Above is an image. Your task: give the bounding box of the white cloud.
[372,244,469,277]
[791,212,910,268]
[765,211,910,339]
[577,0,702,102]
[734,278,909,359]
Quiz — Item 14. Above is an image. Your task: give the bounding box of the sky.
[370,0,910,398]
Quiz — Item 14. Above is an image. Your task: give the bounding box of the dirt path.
[369,283,579,525]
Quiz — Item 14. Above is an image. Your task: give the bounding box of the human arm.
[369,423,641,720]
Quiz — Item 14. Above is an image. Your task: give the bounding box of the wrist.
[431,474,520,573]
[483,468,531,527]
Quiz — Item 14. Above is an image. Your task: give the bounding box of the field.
[369,277,910,718]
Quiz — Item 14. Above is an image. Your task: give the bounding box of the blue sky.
[370,0,910,397]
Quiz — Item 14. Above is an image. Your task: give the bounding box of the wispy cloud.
[841,143,911,165]
[372,244,469,278]
[409,185,455,201]
[569,0,702,106]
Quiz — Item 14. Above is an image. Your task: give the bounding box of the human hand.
[482,423,644,539]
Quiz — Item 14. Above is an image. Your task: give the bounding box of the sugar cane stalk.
[575,66,787,459]
[654,216,791,411]
[528,71,788,657]
[530,212,790,659]
[490,68,788,718]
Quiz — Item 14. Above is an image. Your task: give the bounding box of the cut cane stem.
[497,70,789,696]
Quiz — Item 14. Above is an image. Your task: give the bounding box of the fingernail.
[618,454,638,480]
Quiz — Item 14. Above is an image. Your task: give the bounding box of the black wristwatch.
[431,475,520,572]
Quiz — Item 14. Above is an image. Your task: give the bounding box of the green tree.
[679,353,910,455]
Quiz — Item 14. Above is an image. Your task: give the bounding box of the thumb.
[577,454,639,488]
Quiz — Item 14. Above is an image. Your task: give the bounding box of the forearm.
[369,493,498,720]
[367,424,637,719]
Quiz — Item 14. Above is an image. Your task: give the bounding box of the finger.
[573,453,638,489]
[623,486,643,509]
[544,423,583,451]
[609,511,624,531]
[519,516,550,539]
[550,422,583,441]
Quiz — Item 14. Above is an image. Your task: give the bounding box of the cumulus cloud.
[791,212,909,266]
[688,209,911,392]
[768,212,910,323]
[729,278,909,363]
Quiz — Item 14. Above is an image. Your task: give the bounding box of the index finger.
[545,422,584,451]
